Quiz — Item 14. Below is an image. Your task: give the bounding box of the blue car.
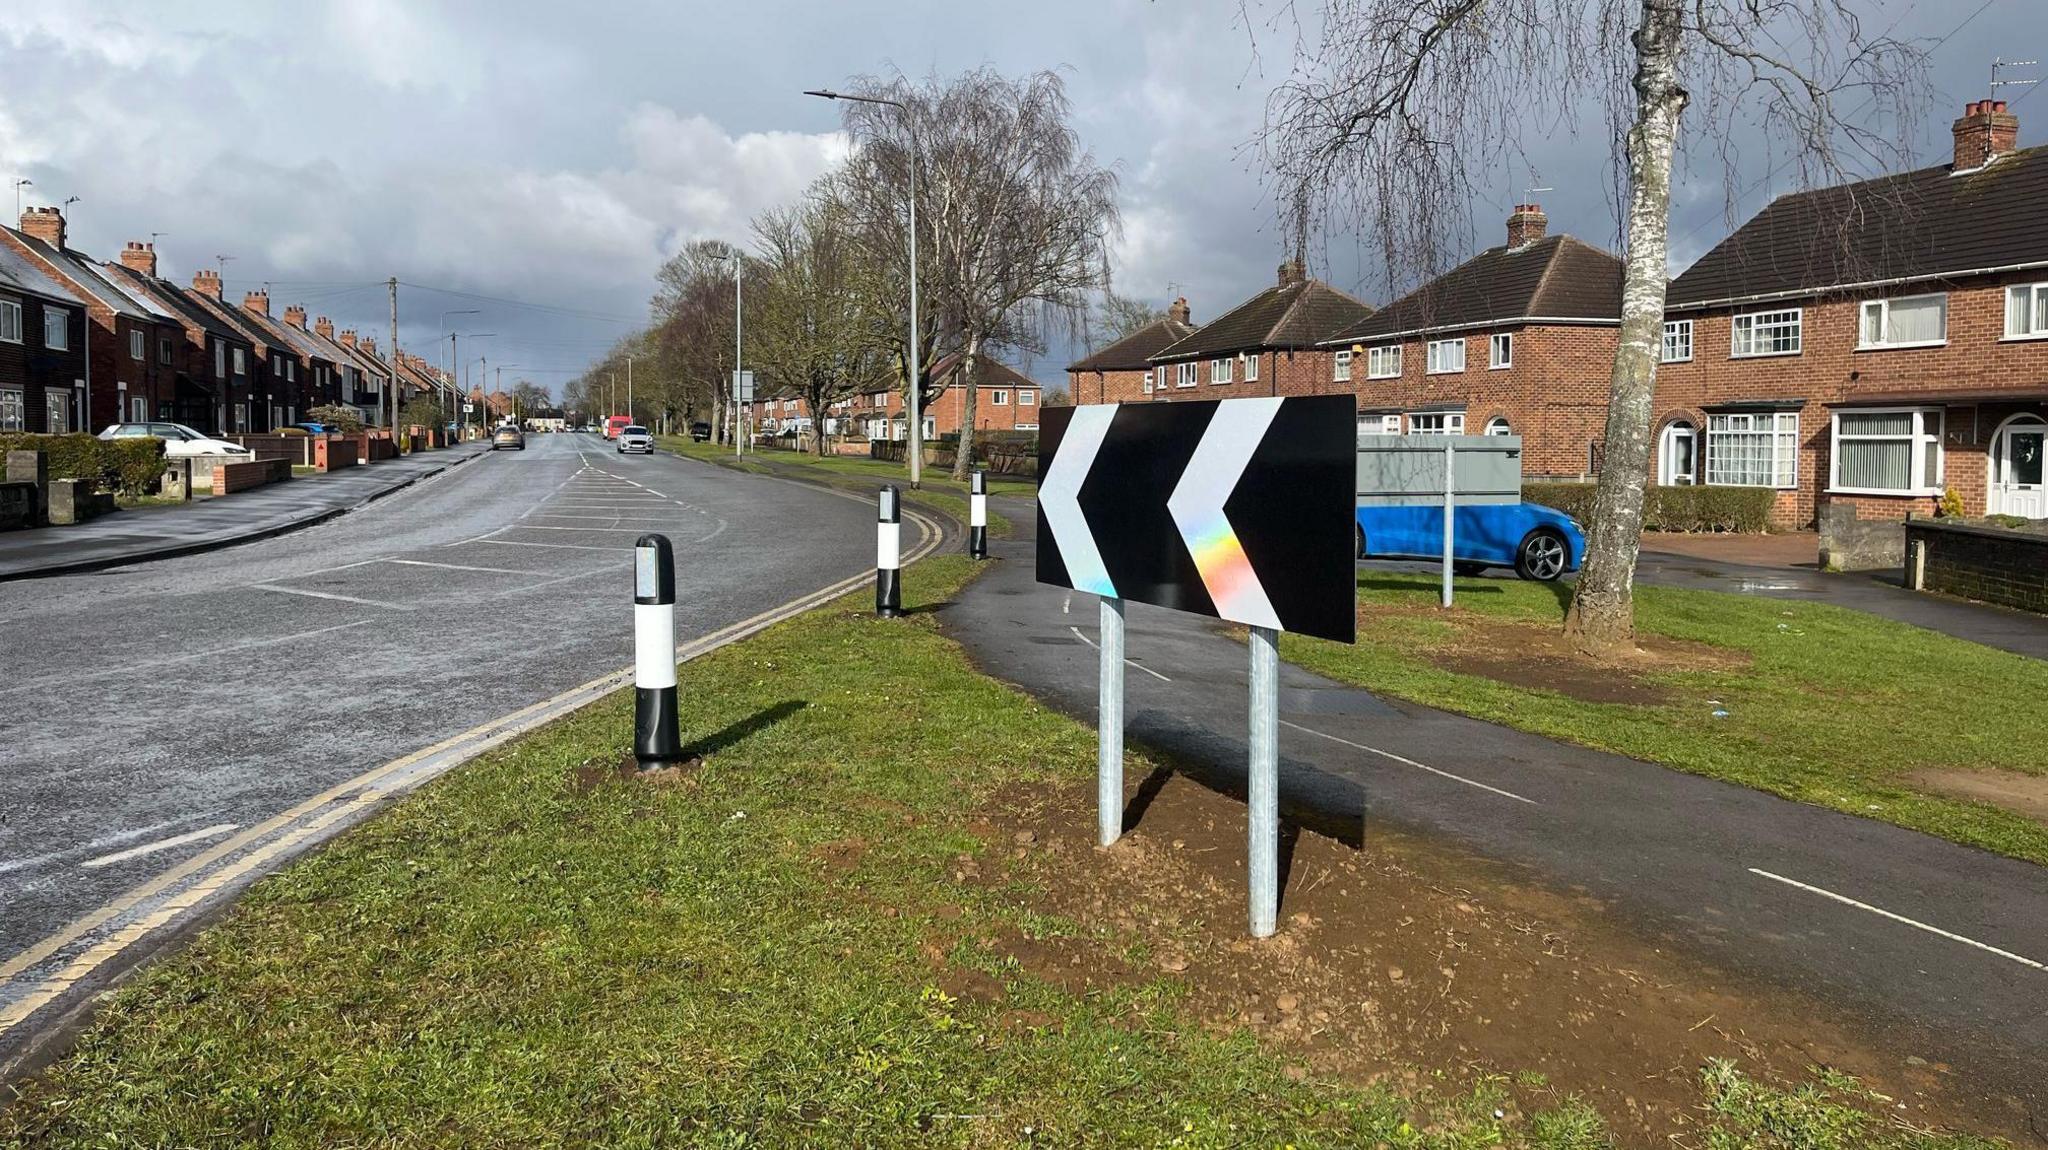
[1355,502,1584,581]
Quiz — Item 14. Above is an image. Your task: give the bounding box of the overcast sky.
[2,1,2038,397]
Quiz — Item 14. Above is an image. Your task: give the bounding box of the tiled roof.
[931,354,1049,391]
[102,264,251,344]
[1332,235,1621,343]
[1667,144,2048,308]
[3,229,156,320]
[1066,316,1198,372]
[1152,278,1372,361]
[0,239,83,305]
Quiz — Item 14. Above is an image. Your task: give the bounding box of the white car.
[97,422,246,458]
[615,425,655,455]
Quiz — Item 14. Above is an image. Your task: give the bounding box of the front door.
[45,388,69,433]
[1991,419,2046,519]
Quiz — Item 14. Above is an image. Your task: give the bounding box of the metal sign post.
[633,534,683,766]
[1097,597,1126,847]
[1247,624,1280,937]
[1442,440,1456,609]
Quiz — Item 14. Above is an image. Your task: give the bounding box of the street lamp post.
[712,251,745,458]
[805,87,920,486]
[441,310,479,440]
[454,335,495,438]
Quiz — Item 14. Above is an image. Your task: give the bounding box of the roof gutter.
[1316,314,1621,347]
[1667,259,2048,312]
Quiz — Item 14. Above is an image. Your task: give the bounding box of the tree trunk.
[1562,0,1688,658]
[952,335,982,480]
[711,393,725,445]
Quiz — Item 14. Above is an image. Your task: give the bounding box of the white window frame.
[1489,333,1512,369]
[1706,411,1800,489]
[1484,417,1512,436]
[1153,366,1167,392]
[1857,293,1947,350]
[1829,406,1944,496]
[1730,308,1802,358]
[0,387,22,431]
[1426,338,1466,374]
[130,396,146,423]
[1659,422,1698,486]
[129,329,145,361]
[1018,389,1035,406]
[1332,349,1353,382]
[1014,422,1039,431]
[233,348,247,376]
[1241,352,1259,382]
[1367,345,1401,379]
[1176,362,1197,388]
[1406,411,1466,435]
[0,297,21,344]
[44,306,68,351]
[1661,320,1692,363]
[990,389,1009,406]
[2004,282,2048,340]
[1357,413,1401,437]
[1210,357,1233,384]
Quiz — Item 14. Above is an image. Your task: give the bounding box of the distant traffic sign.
[1036,397,1356,644]
[462,403,475,414]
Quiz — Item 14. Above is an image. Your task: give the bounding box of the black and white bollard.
[968,469,989,560]
[876,485,903,617]
[633,533,683,765]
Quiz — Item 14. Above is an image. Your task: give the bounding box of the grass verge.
[658,434,1015,536]
[0,561,2008,1147]
[1282,571,2048,864]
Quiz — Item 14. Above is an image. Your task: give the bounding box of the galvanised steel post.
[1442,440,1456,608]
[1097,596,1126,847]
[1247,624,1279,938]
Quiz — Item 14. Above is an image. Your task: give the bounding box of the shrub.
[102,437,168,496]
[1938,486,1965,518]
[1523,481,1775,533]
[0,432,165,495]
[307,404,365,434]
[0,433,108,485]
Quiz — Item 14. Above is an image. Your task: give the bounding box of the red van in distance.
[603,415,632,440]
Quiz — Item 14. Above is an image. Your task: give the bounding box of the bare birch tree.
[651,239,748,445]
[1259,0,1922,656]
[835,68,1120,479]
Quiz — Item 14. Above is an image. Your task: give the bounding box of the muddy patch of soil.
[569,754,702,792]
[1415,614,1749,704]
[943,770,2030,1148]
[1910,767,2048,824]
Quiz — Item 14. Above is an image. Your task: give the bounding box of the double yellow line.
[0,504,944,1050]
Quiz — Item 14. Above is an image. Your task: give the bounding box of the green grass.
[658,435,1017,536]
[1282,572,2048,864]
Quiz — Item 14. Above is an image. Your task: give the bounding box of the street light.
[806,86,921,487]
[12,178,31,219]
[710,251,745,458]
[456,335,495,437]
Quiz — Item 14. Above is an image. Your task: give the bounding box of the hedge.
[0,432,167,497]
[1522,481,1775,533]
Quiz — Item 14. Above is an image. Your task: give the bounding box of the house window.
[1241,353,1259,382]
[1015,423,1039,431]
[1484,417,1512,436]
[233,348,247,376]
[1407,411,1465,435]
[1367,345,1401,379]
[1706,412,1799,488]
[130,396,146,422]
[1659,422,1697,485]
[1,388,22,431]
[214,341,226,378]
[1153,366,1167,391]
[1426,339,1465,374]
[1019,390,1035,406]
[1661,320,1693,362]
[2004,283,2048,338]
[990,390,1009,405]
[1176,362,1197,388]
[129,330,145,361]
[1210,357,1233,384]
[1831,408,1942,494]
[0,298,20,344]
[1858,294,1946,349]
[1489,333,1512,369]
[44,307,68,350]
[1357,413,1401,436]
[1730,308,1802,358]
[159,337,173,365]
[1333,350,1353,382]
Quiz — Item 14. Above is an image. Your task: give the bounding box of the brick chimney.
[1506,203,1548,248]
[19,206,66,249]
[193,268,224,300]
[359,336,377,357]
[1167,296,1192,325]
[1953,99,2019,171]
[119,241,158,277]
[315,316,335,340]
[337,328,356,348]
[284,305,307,330]
[242,289,270,317]
[1277,258,1306,287]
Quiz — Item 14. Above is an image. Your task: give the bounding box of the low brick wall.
[1904,518,2048,614]
[212,457,293,495]
[229,434,317,466]
[312,438,358,472]
[48,478,116,525]
[352,433,399,462]
[1819,503,1905,571]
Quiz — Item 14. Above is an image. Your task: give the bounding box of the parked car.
[689,421,711,442]
[1354,502,1584,581]
[492,425,526,451]
[616,425,655,455]
[97,422,245,459]
[282,422,330,436]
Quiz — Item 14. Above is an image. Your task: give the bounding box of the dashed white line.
[249,585,414,610]
[473,538,630,552]
[82,825,240,869]
[1747,868,2046,972]
[1278,719,1540,805]
[383,558,535,575]
[1067,625,1172,682]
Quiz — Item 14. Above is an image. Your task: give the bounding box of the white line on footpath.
[1279,720,1540,805]
[82,825,239,869]
[1747,868,2046,972]
[1067,625,1172,682]
[249,585,415,610]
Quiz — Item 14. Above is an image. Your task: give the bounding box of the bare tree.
[836,68,1120,479]
[1260,0,1922,657]
[1099,289,1166,341]
[651,239,748,444]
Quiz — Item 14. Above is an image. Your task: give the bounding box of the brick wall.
[1068,367,1149,404]
[1907,519,2048,613]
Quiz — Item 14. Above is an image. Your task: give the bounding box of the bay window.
[1830,408,1942,495]
[1706,411,1799,488]
[1407,411,1465,435]
[1730,308,1802,357]
[1858,294,1946,348]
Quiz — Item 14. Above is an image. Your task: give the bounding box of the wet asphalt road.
[0,433,874,957]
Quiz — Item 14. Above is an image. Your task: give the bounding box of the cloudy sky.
[1,1,2037,397]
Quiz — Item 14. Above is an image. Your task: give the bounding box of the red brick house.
[103,244,259,434]
[1659,100,2048,529]
[759,356,1050,444]
[1144,261,1373,403]
[1321,204,1623,477]
[0,236,90,434]
[1065,298,1197,404]
[184,270,293,431]
[2,208,171,430]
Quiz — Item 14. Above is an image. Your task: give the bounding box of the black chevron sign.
[1037,396,1357,644]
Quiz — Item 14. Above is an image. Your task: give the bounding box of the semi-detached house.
[1,207,170,431]
[103,243,258,435]
[1144,260,1373,401]
[0,237,90,434]
[1064,298,1197,404]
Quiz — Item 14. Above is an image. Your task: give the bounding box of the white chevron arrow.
[1167,398,1284,631]
[1042,404,1118,598]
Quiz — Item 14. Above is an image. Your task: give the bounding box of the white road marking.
[249,585,415,611]
[382,558,535,575]
[1067,625,1172,682]
[498,524,657,532]
[0,819,188,876]
[81,825,240,870]
[1278,720,1540,805]
[1747,868,2047,972]
[472,538,631,552]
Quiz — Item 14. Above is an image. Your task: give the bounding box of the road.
[0,432,886,1052]
[951,503,2048,1130]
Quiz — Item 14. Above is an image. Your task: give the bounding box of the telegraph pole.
[385,277,398,430]
[626,354,633,424]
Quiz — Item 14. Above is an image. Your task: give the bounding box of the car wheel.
[1355,524,1367,559]
[1515,529,1569,582]
[1453,560,1488,577]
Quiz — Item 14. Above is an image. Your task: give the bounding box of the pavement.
[0,443,493,581]
[947,500,2048,1128]
[0,432,906,1068]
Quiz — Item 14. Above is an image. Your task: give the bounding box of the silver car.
[616,425,655,455]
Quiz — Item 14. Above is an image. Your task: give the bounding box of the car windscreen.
[623,426,648,435]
